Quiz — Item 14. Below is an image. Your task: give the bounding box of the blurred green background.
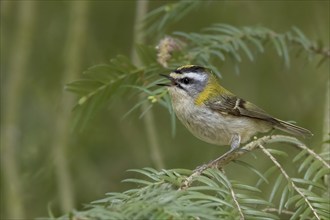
[1,0,329,218]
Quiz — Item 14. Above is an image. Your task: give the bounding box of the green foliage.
[66,23,328,131]
[256,147,330,220]
[173,24,326,76]
[63,1,330,219]
[61,168,275,220]
[59,148,329,220]
[2,1,329,219]
[143,0,203,36]
[66,55,143,130]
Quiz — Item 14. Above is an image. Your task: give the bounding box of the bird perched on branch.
[158,65,312,152]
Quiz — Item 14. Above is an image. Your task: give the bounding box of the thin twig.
[259,144,321,220]
[268,135,330,169]
[221,169,245,220]
[308,45,330,57]
[180,135,329,189]
[262,208,313,220]
[180,135,263,189]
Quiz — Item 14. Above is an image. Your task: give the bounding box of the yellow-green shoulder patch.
[195,75,231,106]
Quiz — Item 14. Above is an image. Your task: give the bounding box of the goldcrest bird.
[158,65,312,151]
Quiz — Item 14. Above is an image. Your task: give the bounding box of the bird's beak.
[157,74,176,87]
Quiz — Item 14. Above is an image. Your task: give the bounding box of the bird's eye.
[181,77,191,85]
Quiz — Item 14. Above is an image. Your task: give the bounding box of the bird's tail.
[273,119,313,137]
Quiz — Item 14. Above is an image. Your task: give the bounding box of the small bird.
[158,65,312,151]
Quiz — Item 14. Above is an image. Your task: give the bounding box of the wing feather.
[206,95,277,123]
[205,95,313,137]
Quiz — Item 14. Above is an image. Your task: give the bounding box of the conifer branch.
[180,135,329,189]
[222,169,245,220]
[259,144,321,220]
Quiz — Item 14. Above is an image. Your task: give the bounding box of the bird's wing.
[206,95,313,137]
[206,95,277,123]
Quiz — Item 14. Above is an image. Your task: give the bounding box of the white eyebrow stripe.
[183,72,207,81]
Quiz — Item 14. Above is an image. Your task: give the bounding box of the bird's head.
[158,65,213,99]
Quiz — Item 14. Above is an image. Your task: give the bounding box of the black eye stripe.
[180,77,191,84]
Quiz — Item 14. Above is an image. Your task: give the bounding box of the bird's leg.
[230,133,241,150]
[194,134,241,173]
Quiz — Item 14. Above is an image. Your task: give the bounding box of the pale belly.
[169,89,271,146]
